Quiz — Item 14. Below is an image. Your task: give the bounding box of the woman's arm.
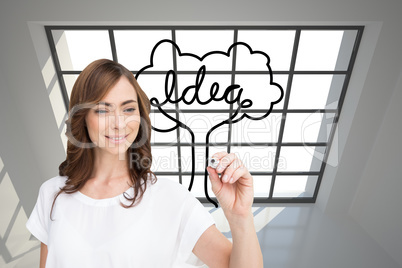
[226,212,263,267]
[40,243,48,268]
[193,151,263,268]
[193,225,232,267]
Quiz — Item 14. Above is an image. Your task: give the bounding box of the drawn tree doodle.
[135,39,284,207]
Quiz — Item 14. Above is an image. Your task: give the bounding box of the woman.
[26,59,263,267]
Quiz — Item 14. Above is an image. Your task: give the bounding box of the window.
[45,25,363,206]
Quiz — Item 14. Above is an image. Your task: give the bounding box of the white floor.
[253,205,400,268]
[2,205,401,267]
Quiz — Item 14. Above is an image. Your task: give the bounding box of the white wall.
[349,69,402,265]
[1,0,402,266]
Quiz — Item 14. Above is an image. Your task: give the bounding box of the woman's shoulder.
[39,175,68,194]
[148,177,193,200]
[151,177,187,190]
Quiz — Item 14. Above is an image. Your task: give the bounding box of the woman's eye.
[95,108,135,114]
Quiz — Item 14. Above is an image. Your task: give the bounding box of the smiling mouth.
[105,134,129,143]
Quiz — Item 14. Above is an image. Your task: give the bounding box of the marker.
[208,157,220,169]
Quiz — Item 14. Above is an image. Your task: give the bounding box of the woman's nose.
[109,112,126,129]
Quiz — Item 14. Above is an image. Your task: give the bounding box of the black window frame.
[45,25,364,205]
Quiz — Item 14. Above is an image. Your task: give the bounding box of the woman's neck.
[91,149,129,182]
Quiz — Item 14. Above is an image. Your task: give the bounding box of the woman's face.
[85,76,141,157]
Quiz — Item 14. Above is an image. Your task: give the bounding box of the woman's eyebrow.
[97,100,137,107]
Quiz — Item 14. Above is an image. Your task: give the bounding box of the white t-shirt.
[26,175,215,268]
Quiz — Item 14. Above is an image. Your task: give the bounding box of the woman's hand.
[207,151,254,219]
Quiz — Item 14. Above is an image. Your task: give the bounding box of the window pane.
[304,145,327,171]
[237,30,296,71]
[231,146,277,172]
[254,175,272,198]
[49,82,65,129]
[235,74,284,117]
[270,75,288,109]
[273,175,317,198]
[288,75,345,109]
[295,30,344,71]
[150,112,179,144]
[150,146,178,172]
[178,122,229,145]
[175,30,234,71]
[135,74,172,109]
[282,113,335,142]
[180,146,209,172]
[114,30,173,71]
[178,113,230,143]
[63,75,79,98]
[54,30,112,70]
[210,123,230,144]
[331,30,358,71]
[231,113,282,143]
[278,146,324,172]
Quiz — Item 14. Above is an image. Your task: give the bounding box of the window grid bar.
[45,27,69,112]
[60,70,349,75]
[152,142,328,147]
[46,25,363,31]
[198,197,315,204]
[253,197,315,203]
[269,29,301,199]
[149,109,337,113]
[227,29,239,154]
[154,171,321,176]
[108,29,118,62]
[170,29,185,186]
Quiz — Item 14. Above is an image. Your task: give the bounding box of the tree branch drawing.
[135,39,284,207]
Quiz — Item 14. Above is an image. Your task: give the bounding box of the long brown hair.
[52,59,157,218]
